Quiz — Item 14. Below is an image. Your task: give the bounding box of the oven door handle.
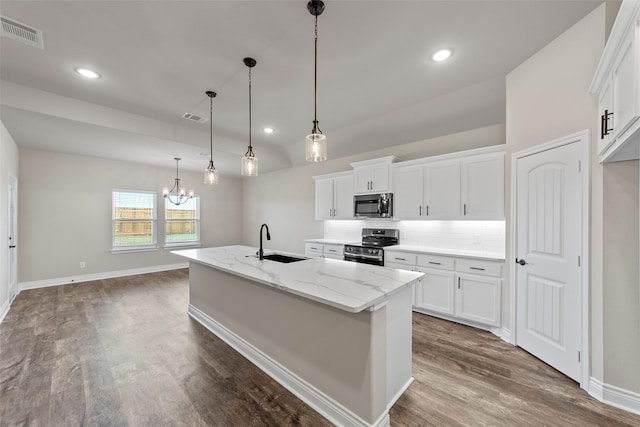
[344,253,382,260]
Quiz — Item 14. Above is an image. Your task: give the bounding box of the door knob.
[515,258,527,266]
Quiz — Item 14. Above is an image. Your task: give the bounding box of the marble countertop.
[304,238,358,245]
[386,244,505,261]
[172,245,423,313]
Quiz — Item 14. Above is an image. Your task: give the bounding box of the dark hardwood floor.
[1,269,638,426]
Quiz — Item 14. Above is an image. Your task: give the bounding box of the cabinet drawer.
[455,259,502,278]
[385,262,413,272]
[323,244,344,257]
[305,243,323,254]
[417,254,454,271]
[385,251,417,266]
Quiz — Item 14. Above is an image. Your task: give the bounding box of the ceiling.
[0,0,602,176]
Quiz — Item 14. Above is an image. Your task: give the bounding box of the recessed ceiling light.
[75,68,100,79]
[431,49,453,62]
[263,127,274,134]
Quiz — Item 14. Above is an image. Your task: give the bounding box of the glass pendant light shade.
[241,154,258,176]
[204,161,219,185]
[305,132,327,162]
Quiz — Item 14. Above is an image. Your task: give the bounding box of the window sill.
[111,246,159,254]
[164,242,202,250]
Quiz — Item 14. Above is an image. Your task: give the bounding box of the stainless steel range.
[343,228,399,266]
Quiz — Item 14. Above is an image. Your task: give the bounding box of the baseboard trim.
[0,297,10,324]
[589,377,640,416]
[188,304,389,427]
[19,262,189,291]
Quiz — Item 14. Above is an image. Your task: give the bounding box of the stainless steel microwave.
[354,193,393,218]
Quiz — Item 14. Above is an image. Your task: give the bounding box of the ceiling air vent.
[182,112,208,124]
[1,16,44,49]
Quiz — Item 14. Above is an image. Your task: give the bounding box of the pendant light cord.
[248,67,253,154]
[312,14,321,134]
[209,96,213,164]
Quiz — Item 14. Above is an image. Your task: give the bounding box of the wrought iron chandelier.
[163,157,194,206]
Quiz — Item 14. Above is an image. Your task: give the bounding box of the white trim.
[110,245,159,254]
[19,262,188,290]
[390,144,505,170]
[188,304,391,427]
[0,297,10,324]
[509,129,591,390]
[589,378,640,416]
[499,326,512,343]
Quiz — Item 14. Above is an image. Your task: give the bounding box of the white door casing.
[513,132,588,385]
[8,175,18,300]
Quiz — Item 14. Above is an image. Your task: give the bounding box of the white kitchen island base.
[184,255,416,427]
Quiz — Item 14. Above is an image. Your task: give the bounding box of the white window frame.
[164,196,201,248]
[111,189,158,253]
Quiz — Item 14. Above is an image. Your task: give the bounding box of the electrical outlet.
[80,261,86,269]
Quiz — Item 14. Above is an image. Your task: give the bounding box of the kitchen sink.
[262,254,307,263]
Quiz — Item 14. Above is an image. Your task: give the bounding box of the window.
[112,190,157,251]
[165,196,200,246]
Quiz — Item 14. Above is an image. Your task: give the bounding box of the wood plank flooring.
[1,269,639,426]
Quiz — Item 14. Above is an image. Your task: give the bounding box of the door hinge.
[578,351,581,362]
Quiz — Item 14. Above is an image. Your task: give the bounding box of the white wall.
[506,3,640,395]
[0,121,19,316]
[243,124,505,254]
[18,149,243,284]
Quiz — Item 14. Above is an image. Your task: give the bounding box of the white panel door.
[333,175,354,219]
[392,165,423,219]
[515,141,582,382]
[315,178,334,220]
[424,160,460,219]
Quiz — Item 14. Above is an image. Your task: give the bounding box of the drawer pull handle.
[395,257,406,261]
[310,247,318,250]
[428,261,441,265]
[469,267,485,271]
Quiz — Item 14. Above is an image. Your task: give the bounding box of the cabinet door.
[392,165,423,219]
[597,77,615,155]
[323,244,344,259]
[461,153,504,219]
[333,174,354,219]
[414,268,455,315]
[455,273,501,327]
[353,167,371,193]
[424,160,460,219]
[315,178,334,220]
[612,34,639,140]
[370,164,390,192]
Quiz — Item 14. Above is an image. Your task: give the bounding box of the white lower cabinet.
[305,242,344,260]
[386,250,502,328]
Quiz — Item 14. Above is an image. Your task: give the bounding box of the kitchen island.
[172,245,424,427]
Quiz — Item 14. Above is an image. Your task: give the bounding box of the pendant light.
[163,157,194,206]
[241,57,258,176]
[204,90,219,185]
[305,0,327,162]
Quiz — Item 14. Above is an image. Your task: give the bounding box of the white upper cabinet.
[350,156,399,194]
[425,160,461,219]
[314,172,354,220]
[590,0,640,162]
[461,152,505,219]
[392,147,504,220]
[392,165,423,219]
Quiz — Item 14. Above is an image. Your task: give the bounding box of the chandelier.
[163,157,194,206]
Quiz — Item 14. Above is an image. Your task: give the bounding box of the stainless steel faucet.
[259,223,271,260]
